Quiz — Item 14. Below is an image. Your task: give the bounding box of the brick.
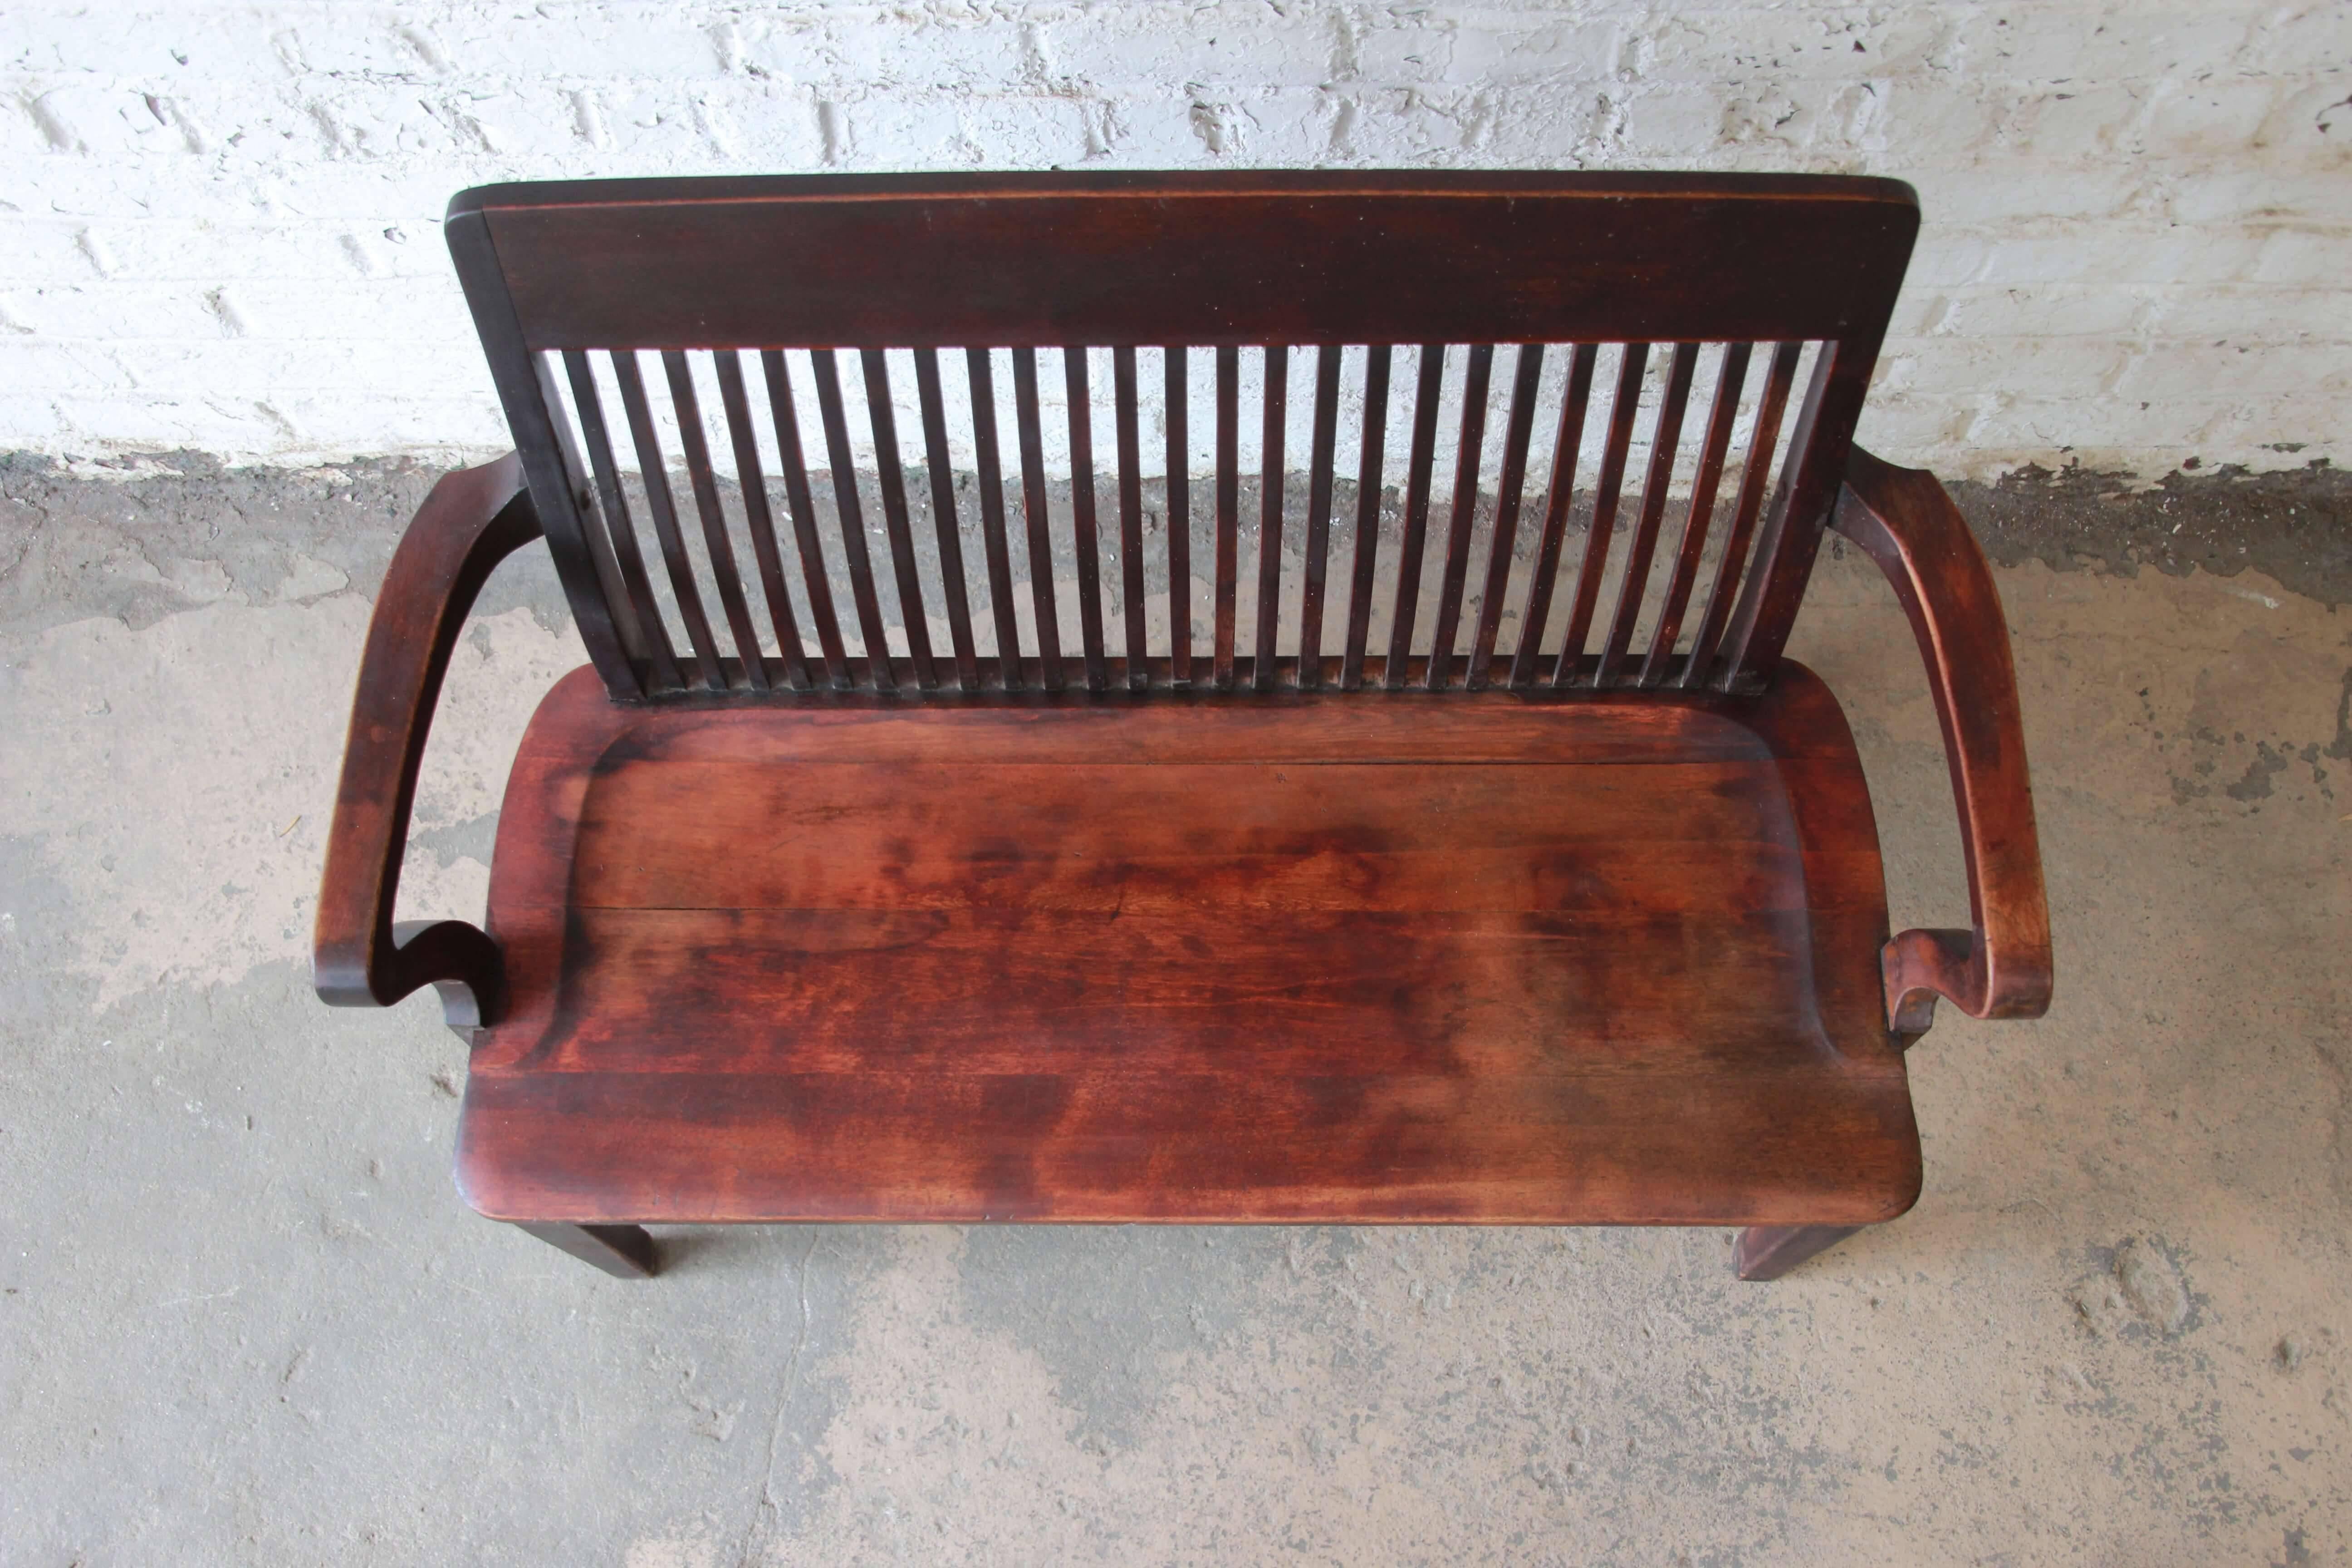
[1618,7,1928,83]
[0,392,71,446]
[2137,285,2346,339]
[98,337,477,398]
[1092,93,1211,165]
[2225,1,2352,74]
[1879,337,2135,401]
[1931,286,2152,340]
[2138,75,2295,157]
[875,90,1098,167]
[1349,19,1459,84]
[1852,390,1981,458]
[1044,10,1337,89]
[1949,10,2259,85]
[1914,162,2150,225]
[1616,86,1747,158]
[2113,339,2352,399]
[1970,226,2275,287]
[1436,20,1624,88]
[2256,80,2352,156]
[1990,84,2154,161]
[1899,229,1994,289]
[0,335,132,390]
[1956,393,2281,458]
[2251,228,2351,287]
[2163,170,2347,225]
[2181,396,2341,460]
[1862,78,2006,153]
[0,282,227,342]
[1961,394,2141,456]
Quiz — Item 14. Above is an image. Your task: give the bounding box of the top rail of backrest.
[448,171,1919,351]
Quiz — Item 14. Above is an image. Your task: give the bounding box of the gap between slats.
[536,342,1825,697]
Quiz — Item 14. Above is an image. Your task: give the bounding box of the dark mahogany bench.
[315,172,2051,1281]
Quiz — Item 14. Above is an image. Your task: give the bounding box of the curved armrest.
[1835,445,2053,1040]
[314,454,543,1033]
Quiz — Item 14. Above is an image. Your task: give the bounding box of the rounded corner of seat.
[451,1133,507,1222]
[1727,660,1869,769]
[1875,1143,1926,1224]
[514,663,637,757]
[451,1110,542,1226]
[1857,175,1921,211]
[446,182,519,223]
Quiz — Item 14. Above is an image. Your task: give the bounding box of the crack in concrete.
[735,1232,819,1568]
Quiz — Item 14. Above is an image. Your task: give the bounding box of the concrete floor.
[1,454,2347,1565]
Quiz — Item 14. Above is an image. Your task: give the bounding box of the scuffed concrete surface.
[1954,458,2352,611]
[1,455,2348,1564]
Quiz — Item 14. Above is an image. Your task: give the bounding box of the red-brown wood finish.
[314,454,540,1030]
[453,666,1918,1229]
[458,171,1914,349]
[446,173,1916,701]
[315,174,2053,1282]
[1835,446,2054,1036]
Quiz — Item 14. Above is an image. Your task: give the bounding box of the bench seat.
[456,663,1920,1228]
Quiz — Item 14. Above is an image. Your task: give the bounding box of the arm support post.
[1835,445,2053,1039]
[314,454,544,1032]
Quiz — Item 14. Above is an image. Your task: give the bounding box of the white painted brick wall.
[2,1,2345,479]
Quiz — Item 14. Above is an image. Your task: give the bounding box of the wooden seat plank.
[457,662,1916,1228]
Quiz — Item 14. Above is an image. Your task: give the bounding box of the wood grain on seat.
[457,663,1918,1228]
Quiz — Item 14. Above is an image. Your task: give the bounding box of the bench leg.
[1734,1224,1861,1281]
[515,1222,658,1279]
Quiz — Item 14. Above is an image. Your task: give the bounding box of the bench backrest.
[447,172,1916,702]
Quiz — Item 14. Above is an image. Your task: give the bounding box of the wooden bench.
[315,172,2051,1282]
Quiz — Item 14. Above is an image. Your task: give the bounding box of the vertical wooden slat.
[1509,343,1599,689]
[1596,340,1700,687]
[1252,343,1289,692]
[713,350,809,690]
[610,350,725,690]
[809,348,897,692]
[1062,347,1109,692]
[1295,345,1343,691]
[1340,344,1393,691]
[1683,339,1802,690]
[1640,341,1751,687]
[532,355,642,690]
[1717,339,1862,690]
[662,350,769,691]
[1551,343,1649,687]
[760,350,850,690]
[1112,347,1149,690]
[1382,344,1449,690]
[1213,344,1240,690]
[1009,347,1063,691]
[549,354,656,677]
[1468,343,1544,691]
[1424,342,1495,691]
[540,353,652,683]
[965,348,1024,691]
[445,213,639,698]
[913,348,980,691]
[1164,346,1192,686]
[561,349,681,692]
[859,348,938,691]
